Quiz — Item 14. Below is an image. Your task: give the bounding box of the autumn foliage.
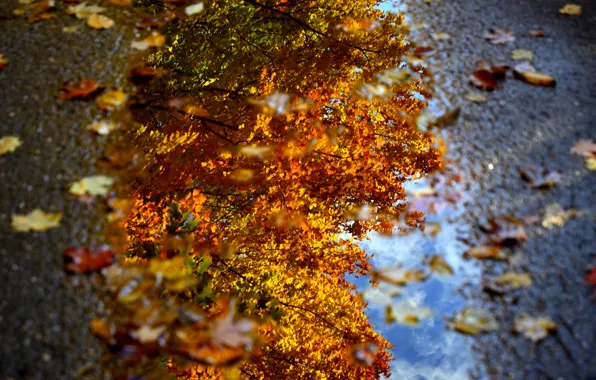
[96,0,441,378]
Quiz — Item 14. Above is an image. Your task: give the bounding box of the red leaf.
[586,268,596,286]
[57,79,101,100]
[64,245,115,273]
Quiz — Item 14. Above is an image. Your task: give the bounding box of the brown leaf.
[107,0,132,5]
[570,139,596,158]
[57,78,101,100]
[480,215,527,244]
[518,166,561,188]
[528,29,544,37]
[464,245,508,260]
[483,28,515,44]
[136,17,160,29]
[412,46,436,58]
[64,245,116,273]
[130,66,162,78]
[470,69,498,90]
[485,272,532,294]
[14,0,55,22]
[428,255,454,275]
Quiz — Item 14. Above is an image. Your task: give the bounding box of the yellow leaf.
[494,272,532,289]
[96,89,126,111]
[513,315,556,342]
[67,3,105,19]
[12,209,62,231]
[559,4,582,15]
[131,32,166,51]
[0,136,22,155]
[511,49,533,60]
[448,308,499,335]
[428,255,453,276]
[69,175,114,196]
[87,120,118,135]
[586,157,596,171]
[86,13,114,29]
[464,245,508,260]
[464,92,487,103]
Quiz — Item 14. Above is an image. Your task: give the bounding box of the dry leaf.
[570,139,596,158]
[62,25,80,33]
[541,203,583,228]
[64,245,116,273]
[428,255,454,275]
[107,0,132,5]
[96,89,126,111]
[185,2,204,16]
[494,272,532,289]
[518,166,561,188]
[465,245,508,260]
[387,299,433,326]
[57,78,101,100]
[528,29,544,37]
[513,62,555,86]
[511,49,533,60]
[464,92,487,103]
[0,53,8,70]
[67,3,105,19]
[483,28,515,44]
[559,4,582,16]
[0,136,22,155]
[480,215,527,244]
[229,169,254,182]
[87,120,118,135]
[12,209,62,231]
[131,32,166,51]
[373,265,428,286]
[586,157,596,170]
[70,175,115,196]
[87,14,114,29]
[431,32,451,40]
[448,308,499,335]
[513,315,556,342]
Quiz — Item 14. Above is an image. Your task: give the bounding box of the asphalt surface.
[0,4,138,379]
[403,0,596,378]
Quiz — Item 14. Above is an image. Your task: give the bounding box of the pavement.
[403,0,596,378]
[0,4,137,379]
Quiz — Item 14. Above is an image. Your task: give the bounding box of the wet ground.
[364,0,595,379]
[0,5,138,379]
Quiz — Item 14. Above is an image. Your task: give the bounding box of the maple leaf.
[0,136,22,155]
[428,255,453,275]
[64,245,116,273]
[96,89,127,111]
[511,49,533,60]
[57,79,101,100]
[66,3,105,19]
[559,4,582,16]
[87,120,118,135]
[570,139,596,158]
[12,209,62,231]
[513,315,556,342]
[448,308,499,335]
[483,28,515,44]
[69,175,115,196]
[131,32,166,51]
[87,14,115,29]
[0,53,8,70]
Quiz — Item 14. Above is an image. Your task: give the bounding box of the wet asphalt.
[404,0,596,378]
[0,4,138,379]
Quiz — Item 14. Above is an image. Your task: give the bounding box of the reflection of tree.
[121,0,441,378]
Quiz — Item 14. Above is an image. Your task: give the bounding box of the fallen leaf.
[511,49,533,60]
[136,18,160,29]
[107,0,132,5]
[62,25,80,33]
[131,32,166,51]
[465,245,508,260]
[428,255,454,275]
[559,4,582,16]
[518,166,561,188]
[12,209,62,231]
[67,3,105,19]
[469,61,508,90]
[14,0,55,22]
[387,299,433,326]
[0,136,22,155]
[586,267,596,286]
[464,92,488,103]
[494,272,532,289]
[64,245,116,273]
[412,45,436,58]
[185,2,204,16]
[448,308,499,335]
[586,157,596,170]
[513,315,556,342]
[96,89,127,111]
[528,29,544,37]
[0,53,8,70]
[431,32,451,40]
[570,139,596,158]
[57,79,101,100]
[373,265,428,286]
[87,120,118,135]
[541,203,584,228]
[87,14,114,29]
[480,215,527,244]
[130,66,162,79]
[70,175,115,196]
[483,28,515,44]
[513,62,555,86]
